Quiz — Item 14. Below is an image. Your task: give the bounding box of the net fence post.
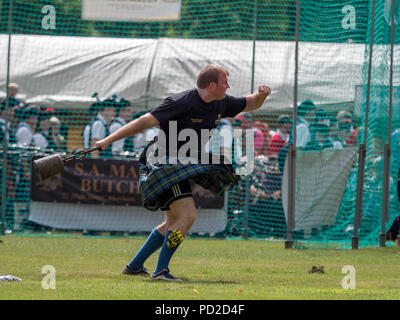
[285,143,296,249]
[380,144,391,246]
[1,0,14,235]
[353,0,377,250]
[353,143,366,249]
[285,0,300,249]
[241,0,258,240]
[380,0,396,247]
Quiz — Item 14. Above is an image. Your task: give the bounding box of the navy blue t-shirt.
[150,88,246,158]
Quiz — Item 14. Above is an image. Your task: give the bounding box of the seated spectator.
[267,115,291,156]
[328,116,344,149]
[337,120,354,148]
[253,120,271,157]
[248,155,286,238]
[336,110,357,147]
[315,108,329,126]
[306,122,333,151]
[253,128,265,157]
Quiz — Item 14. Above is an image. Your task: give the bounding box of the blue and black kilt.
[138,143,240,211]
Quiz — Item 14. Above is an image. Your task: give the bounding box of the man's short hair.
[197,65,229,89]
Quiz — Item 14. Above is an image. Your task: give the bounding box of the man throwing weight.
[94,65,271,281]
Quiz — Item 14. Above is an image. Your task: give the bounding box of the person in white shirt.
[83,99,116,157]
[15,105,40,147]
[296,99,316,148]
[109,99,132,155]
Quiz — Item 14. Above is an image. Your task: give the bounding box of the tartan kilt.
[139,148,240,211]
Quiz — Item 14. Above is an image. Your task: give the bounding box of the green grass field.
[1,234,400,300]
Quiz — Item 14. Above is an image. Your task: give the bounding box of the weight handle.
[64,146,101,162]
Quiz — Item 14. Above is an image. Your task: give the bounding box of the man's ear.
[208,82,217,90]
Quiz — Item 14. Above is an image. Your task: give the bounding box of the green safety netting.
[0,0,399,248]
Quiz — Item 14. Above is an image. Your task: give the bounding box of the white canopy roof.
[1,34,397,112]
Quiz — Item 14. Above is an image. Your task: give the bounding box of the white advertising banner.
[82,0,182,22]
[282,148,357,231]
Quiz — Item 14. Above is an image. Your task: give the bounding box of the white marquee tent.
[1,34,396,112]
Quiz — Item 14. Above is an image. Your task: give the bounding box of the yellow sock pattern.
[166,229,184,249]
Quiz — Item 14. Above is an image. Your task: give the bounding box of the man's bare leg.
[151,197,197,281]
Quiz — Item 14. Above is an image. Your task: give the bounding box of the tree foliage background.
[0,0,371,42]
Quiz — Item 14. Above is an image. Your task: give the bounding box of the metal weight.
[33,147,100,182]
[33,154,64,182]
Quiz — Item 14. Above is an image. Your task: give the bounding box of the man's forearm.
[244,85,271,112]
[104,113,159,145]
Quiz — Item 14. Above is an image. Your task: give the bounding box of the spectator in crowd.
[305,122,334,151]
[83,98,116,157]
[82,98,117,235]
[1,82,23,110]
[32,108,51,150]
[336,110,357,147]
[83,101,101,149]
[248,155,286,238]
[336,119,355,148]
[109,98,132,155]
[235,114,249,129]
[144,126,161,146]
[114,110,160,157]
[296,99,317,148]
[0,102,12,144]
[314,108,329,125]
[253,128,265,157]
[328,116,345,149]
[13,105,40,231]
[47,116,67,153]
[121,111,146,155]
[253,120,271,157]
[0,102,16,232]
[276,100,316,179]
[15,105,40,147]
[206,118,242,165]
[267,115,291,156]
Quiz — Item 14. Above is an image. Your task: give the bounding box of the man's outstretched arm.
[94,112,159,151]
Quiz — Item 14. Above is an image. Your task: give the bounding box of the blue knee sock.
[127,228,165,271]
[154,229,184,274]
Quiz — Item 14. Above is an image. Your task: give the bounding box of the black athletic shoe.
[150,268,182,282]
[121,265,149,276]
